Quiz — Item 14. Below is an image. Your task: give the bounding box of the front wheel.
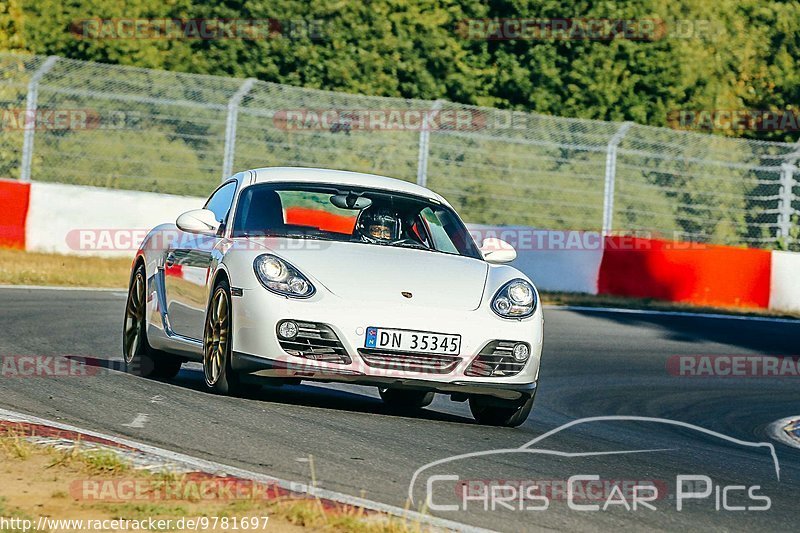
[203,279,258,396]
[378,388,435,412]
[123,264,182,379]
[469,394,534,428]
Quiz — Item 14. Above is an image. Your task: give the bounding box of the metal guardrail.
[0,52,797,249]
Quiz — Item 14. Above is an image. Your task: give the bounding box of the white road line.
[545,305,800,324]
[121,413,150,428]
[0,407,491,533]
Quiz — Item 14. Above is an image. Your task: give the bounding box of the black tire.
[123,264,183,379]
[469,394,535,428]
[203,278,258,396]
[378,388,435,412]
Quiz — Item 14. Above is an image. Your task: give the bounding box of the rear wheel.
[469,394,534,428]
[378,388,435,412]
[123,264,182,379]
[203,279,258,396]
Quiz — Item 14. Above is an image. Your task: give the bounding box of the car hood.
[245,238,488,310]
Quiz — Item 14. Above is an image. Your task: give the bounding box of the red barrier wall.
[598,236,772,308]
[285,207,356,234]
[0,180,31,249]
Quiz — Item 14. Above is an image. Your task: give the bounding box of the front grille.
[357,349,460,374]
[465,341,529,377]
[277,321,351,364]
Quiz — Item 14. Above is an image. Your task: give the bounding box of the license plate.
[365,327,461,355]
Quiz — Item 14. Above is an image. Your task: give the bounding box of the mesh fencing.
[1,52,798,249]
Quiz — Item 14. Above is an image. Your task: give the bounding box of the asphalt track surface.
[1,287,799,532]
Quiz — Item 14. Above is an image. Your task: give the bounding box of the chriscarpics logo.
[409,416,780,516]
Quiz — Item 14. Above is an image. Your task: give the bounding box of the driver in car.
[357,206,431,249]
[358,208,401,243]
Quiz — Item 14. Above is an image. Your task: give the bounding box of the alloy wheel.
[204,287,229,386]
[123,271,145,364]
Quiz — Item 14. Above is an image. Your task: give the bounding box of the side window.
[420,207,459,254]
[204,181,237,224]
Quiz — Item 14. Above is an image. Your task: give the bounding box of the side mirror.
[176,209,220,236]
[480,237,517,264]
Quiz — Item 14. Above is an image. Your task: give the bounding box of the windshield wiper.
[283,232,336,241]
[240,231,336,241]
[393,241,428,250]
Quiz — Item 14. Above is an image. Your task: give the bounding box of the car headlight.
[491,279,536,318]
[254,254,315,298]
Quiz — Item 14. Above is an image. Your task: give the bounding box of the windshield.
[231,183,482,259]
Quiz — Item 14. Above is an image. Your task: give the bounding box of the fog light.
[513,343,529,361]
[278,321,298,339]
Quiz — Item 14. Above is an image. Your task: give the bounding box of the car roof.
[244,167,451,206]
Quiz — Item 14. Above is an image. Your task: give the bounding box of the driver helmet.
[358,208,401,243]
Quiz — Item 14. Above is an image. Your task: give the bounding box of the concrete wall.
[770,251,800,313]
[468,225,603,295]
[26,182,202,257]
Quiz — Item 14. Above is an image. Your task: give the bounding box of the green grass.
[0,247,131,288]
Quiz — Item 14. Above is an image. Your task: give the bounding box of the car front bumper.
[231,350,538,400]
[230,286,543,399]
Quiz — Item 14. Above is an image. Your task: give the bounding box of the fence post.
[778,162,796,241]
[19,56,59,182]
[602,122,633,237]
[416,100,443,187]
[222,78,256,181]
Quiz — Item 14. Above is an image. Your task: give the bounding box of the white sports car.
[124,167,543,427]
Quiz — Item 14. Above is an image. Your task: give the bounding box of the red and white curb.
[768,416,800,450]
[0,407,492,533]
